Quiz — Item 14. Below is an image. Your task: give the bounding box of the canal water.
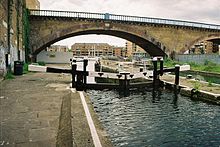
[88,89,220,147]
[179,72,220,84]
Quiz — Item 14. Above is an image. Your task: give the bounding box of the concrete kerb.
[161,80,220,105]
[180,87,220,105]
[79,91,102,147]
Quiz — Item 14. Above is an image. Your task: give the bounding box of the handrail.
[29,9,220,30]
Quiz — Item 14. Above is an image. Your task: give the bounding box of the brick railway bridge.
[27,9,220,60]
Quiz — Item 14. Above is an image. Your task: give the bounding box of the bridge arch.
[29,10,220,60]
[30,20,167,57]
[187,34,220,53]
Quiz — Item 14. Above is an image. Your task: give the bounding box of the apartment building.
[71,43,113,56]
[47,45,69,52]
[125,41,148,59]
[113,47,124,57]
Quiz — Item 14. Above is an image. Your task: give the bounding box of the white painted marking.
[180,65,190,71]
[79,91,102,147]
[70,88,76,93]
[88,71,153,80]
[28,65,47,72]
[0,141,4,146]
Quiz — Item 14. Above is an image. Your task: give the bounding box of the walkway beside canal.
[0,72,112,147]
[161,74,220,94]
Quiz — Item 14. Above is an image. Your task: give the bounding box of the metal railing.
[29,9,220,30]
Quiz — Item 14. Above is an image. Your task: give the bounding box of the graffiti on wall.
[0,46,6,76]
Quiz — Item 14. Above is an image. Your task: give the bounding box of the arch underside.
[33,30,167,57]
[189,35,220,50]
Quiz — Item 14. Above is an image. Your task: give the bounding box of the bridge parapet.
[29,9,220,30]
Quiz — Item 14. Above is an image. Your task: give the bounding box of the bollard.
[152,58,158,87]
[175,64,180,86]
[159,58,163,76]
[71,63,77,88]
[119,72,130,96]
[72,59,76,63]
[82,59,88,91]
[76,73,84,91]
[140,67,143,72]
[83,59,88,86]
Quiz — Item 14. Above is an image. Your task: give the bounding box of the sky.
[39,0,220,48]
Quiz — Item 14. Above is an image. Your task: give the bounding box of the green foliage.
[190,60,220,73]
[37,61,46,66]
[188,62,199,67]
[5,71,14,80]
[201,60,220,73]
[165,59,220,73]
[23,63,29,74]
[163,58,181,67]
[203,60,216,66]
[208,80,213,87]
[163,58,175,67]
[191,81,201,92]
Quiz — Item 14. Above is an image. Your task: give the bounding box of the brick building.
[113,47,124,57]
[47,45,69,52]
[191,41,218,54]
[71,43,113,57]
[125,41,148,59]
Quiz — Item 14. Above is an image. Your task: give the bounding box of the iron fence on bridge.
[29,9,220,30]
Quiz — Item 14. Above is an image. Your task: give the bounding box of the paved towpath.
[0,72,112,147]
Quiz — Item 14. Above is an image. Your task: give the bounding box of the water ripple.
[88,89,220,147]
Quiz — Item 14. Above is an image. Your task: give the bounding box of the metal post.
[124,74,127,92]
[159,58,163,76]
[124,74,130,96]
[83,59,88,89]
[152,58,158,86]
[118,73,130,96]
[72,59,76,63]
[71,63,76,88]
[175,65,180,86]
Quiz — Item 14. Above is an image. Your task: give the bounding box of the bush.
[37,61,46,66]
[164,58,179,67]
[208,80,213,87]
[204,60,216,66]
[191,81,201,92]
[5,71,14,80]
[23,63,29,74]
[163,58,220,73]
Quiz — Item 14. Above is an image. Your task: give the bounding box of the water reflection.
[152,87,162,103]
[88,89,220,147]
[172,87,179,110]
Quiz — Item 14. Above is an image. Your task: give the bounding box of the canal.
[88,88,220,147]
[180,71,220,84]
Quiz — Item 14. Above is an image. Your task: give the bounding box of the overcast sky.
[39,0,220,47]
